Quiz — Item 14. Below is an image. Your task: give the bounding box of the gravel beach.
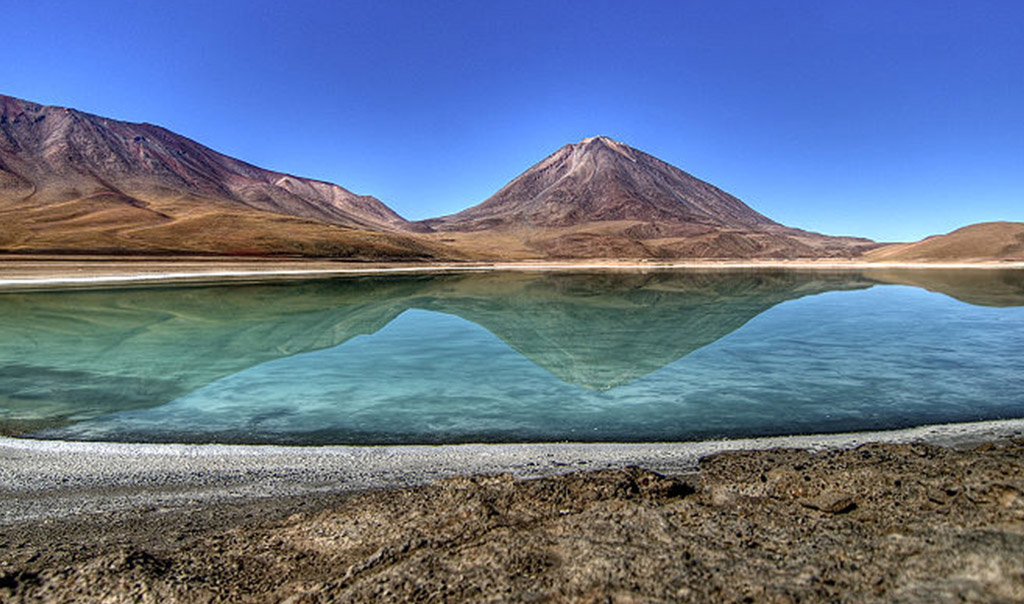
[2,420,1024,602]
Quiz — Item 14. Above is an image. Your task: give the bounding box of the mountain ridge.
[0,95,417,230]
[0,93,442,258]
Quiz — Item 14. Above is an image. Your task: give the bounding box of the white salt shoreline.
[3,418,1023,525]
[1,260,1022,288]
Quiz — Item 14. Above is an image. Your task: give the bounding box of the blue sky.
[4,0,1022,241]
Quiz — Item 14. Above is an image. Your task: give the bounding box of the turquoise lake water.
[1,269,1022,444]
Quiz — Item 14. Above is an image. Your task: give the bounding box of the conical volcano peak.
[420,135,876,258]
[423,135,777,233]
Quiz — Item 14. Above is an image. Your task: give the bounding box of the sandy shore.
[1,256,1022,289]
[2,421,1023,602]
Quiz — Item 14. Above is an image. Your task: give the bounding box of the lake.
[1,268,1022,445]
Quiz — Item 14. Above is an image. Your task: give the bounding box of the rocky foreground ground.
[2,440,1023,603]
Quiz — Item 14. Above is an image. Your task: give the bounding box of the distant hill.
[421,136,877,259]
[867,222,1024,263]
[0,94,440,258]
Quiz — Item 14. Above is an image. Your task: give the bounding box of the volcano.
[421,136,875,259]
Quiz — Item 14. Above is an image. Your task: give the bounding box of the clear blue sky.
[4,0,1022,241]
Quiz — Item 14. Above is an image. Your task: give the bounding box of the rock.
[799,492,857,514]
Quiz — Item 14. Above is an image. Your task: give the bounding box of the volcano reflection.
[1,268,1022,440]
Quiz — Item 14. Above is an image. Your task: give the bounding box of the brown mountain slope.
[420,136,876,259]
[0,94,441,258]
[866,222,1024,263]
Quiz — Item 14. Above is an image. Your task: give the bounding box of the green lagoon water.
[1,269,1022,444]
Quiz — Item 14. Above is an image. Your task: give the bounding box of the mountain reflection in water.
[0,269,1022,442]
